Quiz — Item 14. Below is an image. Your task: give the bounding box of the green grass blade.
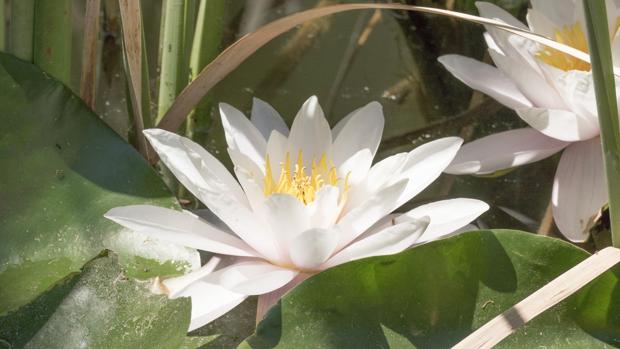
[33,0,72,86]
[8,0,34,61]
[583,0,620,247]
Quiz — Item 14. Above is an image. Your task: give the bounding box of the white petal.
[530,0,579,28]
[287,96,332,167]
[337,148,373,188]
[488,49,566,109]
[289,228,339,270]
[396,199,489,243]
[324,219,429,268]
[219,103,267,164]
[516,107,599,142]
[332,101,384,166]
[265,130,288,176]
[526,9,558,38]
[331,108,358,140]
[337,179,409,249]
[228,149,266,213]
[259,194,311,261]
[392,137,463,207]
[204,260,298,295]
[173,281,246,331]
[307,185,341,229]
[438,54,532,110]
[251,98,289,138]
[553,138,607,242]
[476,2,528,29]
[445,128,568,175]
[143,129,247,206]
[104,205,257,257]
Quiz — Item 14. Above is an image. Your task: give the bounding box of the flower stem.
[583,0,620,247]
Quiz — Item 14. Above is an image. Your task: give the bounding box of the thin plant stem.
[583,0,620,247]
[33,0,72,86]
[80,0,102,108]
[0,0,5,52]
[156,0,191,124]
[9,0,34,61]
[186,0,225,143]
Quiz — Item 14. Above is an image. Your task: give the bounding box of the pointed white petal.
[337,179,409,249]
[143,129,247,206]
[219,103,267,164]
[392,137,463,207]
[396,199,489,243]
[530,0,579,28]
[104,205,257,257]
[526,9,557,38]
[204,260,298,295]
[488,49,566,109]
[163,257,222,297]
[445,128,568,175]
[174,281,247,331]
[516,107,599,142]
[265,129,288,177]
[307,185,341,229]
[337,148,373,188]
[476,2,528,29]
[289,228,339,270]
[438,54,532,110]
[331,108,358,140]
[332,101,384,166]
[553,138,607,242]
[324,219,429,268]
[251,98,289,138]
[228,149,266,213]
[287,96,332,167]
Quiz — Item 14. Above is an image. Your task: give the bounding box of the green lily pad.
[0,52,199,314]
[240,230,620,348]
[0,252,191,349]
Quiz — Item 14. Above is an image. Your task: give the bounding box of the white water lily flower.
[438,0,620,242]
[105,96,489,331]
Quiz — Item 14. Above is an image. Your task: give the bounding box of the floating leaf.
[0,52,199,313]
[241,230,620,348]
[0,253,190,349]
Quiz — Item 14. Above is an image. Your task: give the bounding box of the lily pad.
[0,252,190,349]
[0,52,199,314]
[240,230,620,348]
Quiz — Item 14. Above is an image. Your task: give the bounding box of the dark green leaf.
[0,52,199,314]
[0,252,191,349]
[240,230,620,348]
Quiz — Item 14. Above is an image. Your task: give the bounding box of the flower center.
[536,22,591,71]
[263,151,348,204]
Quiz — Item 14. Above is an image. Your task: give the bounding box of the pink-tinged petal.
[204,260,298,295]
[553,138,607,242]
[174,281,247,331]
[396,199,489,243]
[256,273,311,322]
[488,49,566,109]
[438,54,532,110]
[163,257,223,297]
[143,129,247,207]
[287,96,332,167]
[445,128,568,175]
[219,103,267,165]
[307,185,341,229]
[289,228,339,270]
[516,107,599,142]
[251,98,289,139]
[324,219,429,269]
[104,205,257,257]
[336,179,409,249]
[332,101,384,166]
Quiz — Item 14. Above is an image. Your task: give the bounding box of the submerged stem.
[583,0,620,247]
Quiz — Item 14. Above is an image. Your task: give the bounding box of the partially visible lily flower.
[105,96,488,331]
[438,0,619,242]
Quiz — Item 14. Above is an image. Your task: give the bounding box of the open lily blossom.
[104,96,489,331]
[438,0,619,242]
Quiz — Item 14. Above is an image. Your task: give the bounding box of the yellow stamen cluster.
[263,151,347,205]
[537,22,591,71]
